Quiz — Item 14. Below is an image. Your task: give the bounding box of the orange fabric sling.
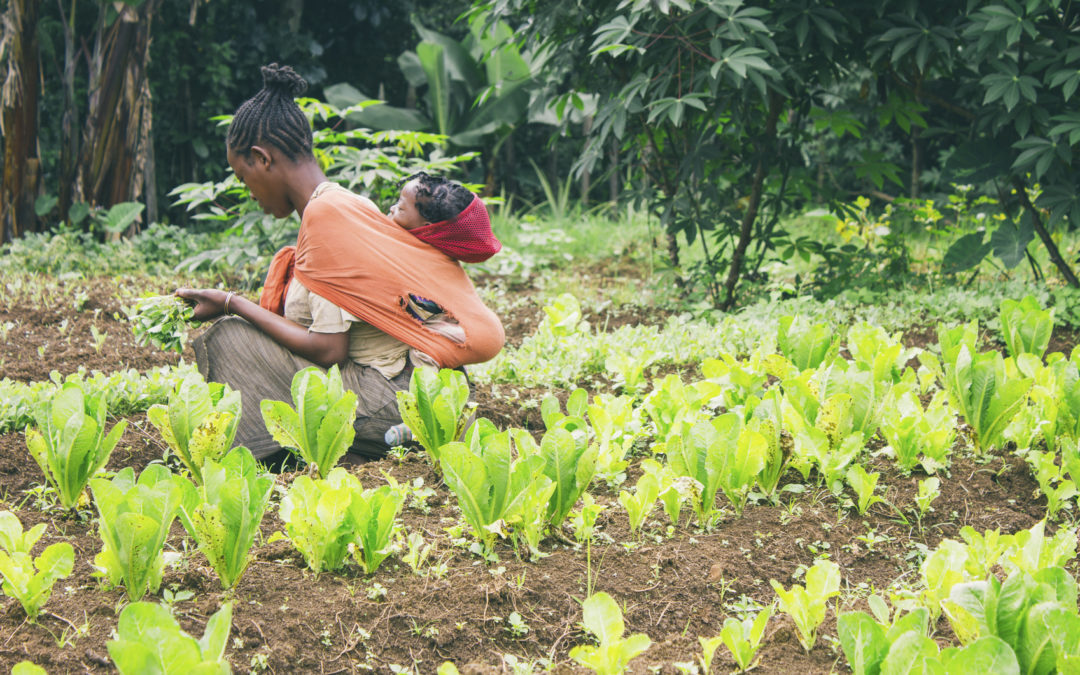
[258,188,504,368]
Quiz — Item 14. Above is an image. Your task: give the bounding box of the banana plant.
[324,16,550,150]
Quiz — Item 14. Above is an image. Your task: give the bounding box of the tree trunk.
[0,0,41,243]
[57,0,80,223]
[580,115,593,208]
[77,0,159,218]
[721,94,782,310]
[1013,177,1080,287]
[608,135,619,209]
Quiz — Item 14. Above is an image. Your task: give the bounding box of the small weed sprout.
[506,611,530,638]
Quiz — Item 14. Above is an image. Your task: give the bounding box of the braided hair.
[402,172,474,222]
[227,64,313,162]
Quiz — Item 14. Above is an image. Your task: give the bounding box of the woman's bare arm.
[176,288,349,368]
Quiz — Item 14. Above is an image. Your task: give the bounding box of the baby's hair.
[401,172,473,222]
[227,63,313,162]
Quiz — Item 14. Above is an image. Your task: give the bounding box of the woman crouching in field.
[177,63,503,463]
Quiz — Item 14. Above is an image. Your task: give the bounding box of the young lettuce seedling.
[0,511,73,620]
[395,366,474,472]
[569,591,651,675]
[769,559,841,653]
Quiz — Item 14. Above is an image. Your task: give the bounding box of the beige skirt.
[192,316,410,461]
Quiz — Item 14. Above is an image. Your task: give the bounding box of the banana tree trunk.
[57,0,80,222]
[77,0,158,222]
[0,0,42,243]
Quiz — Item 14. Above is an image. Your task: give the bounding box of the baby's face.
[388,180,429,231]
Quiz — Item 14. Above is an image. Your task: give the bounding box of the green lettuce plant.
[641,374,719,447]
[587,392,644,487]
[107,601,232,674]
[348,478,405,575]
[701,350,769,409]
[0,512,73,620]
[569,591,651,675]
[90,465,182,601]
[146,372,241,484]
[743,391,788,499]
[279,469,360,575]
[770,559,841,652]
[618,469,659,537]
[1000,294,1053,360]
[438,422,553,555]
[527,422,597,528]
[1029,450,1077,519]
[959,526,1016,579]
[846,322,920,383]
[942,566,1080,673]
[26,382,128,511]
[879,388,955,474]
[261,365,358,478]
[845,464,884,516]
[944,346,1031,454]
[395,366,473,471]
[718,607,772,672]
[0,511,44,555]
[777,315,839,371]
[838,607,933,675]
[175,447,274,588]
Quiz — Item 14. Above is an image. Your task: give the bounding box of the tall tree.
[0,0,41,243]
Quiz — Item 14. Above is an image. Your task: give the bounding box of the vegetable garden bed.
[0,275,1076,674]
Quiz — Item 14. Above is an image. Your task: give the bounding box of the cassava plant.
[146,372,241,484]
[90,465,182,601]
[261,365,358,478]
[26,382,128,511]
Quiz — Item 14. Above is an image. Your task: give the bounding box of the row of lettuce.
[2,292,1080,672]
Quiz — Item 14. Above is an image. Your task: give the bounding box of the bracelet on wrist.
[224,291,235,316]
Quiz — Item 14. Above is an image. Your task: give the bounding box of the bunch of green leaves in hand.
[127,294,201,353]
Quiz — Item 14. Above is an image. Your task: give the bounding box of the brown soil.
[0,276,1067,674]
